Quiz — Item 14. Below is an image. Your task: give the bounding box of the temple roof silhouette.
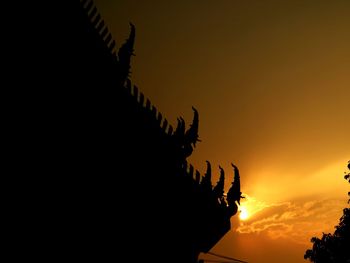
[19,1,244,262]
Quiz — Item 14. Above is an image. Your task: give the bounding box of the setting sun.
[239,206,249,220]
[237,194,270,221]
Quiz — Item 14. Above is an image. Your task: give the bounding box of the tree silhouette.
[304,161,350,263]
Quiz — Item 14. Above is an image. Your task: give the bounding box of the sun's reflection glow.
[239,206,249,220]
[237,194,270,221]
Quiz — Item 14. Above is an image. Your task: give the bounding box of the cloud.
[236,197,347,245]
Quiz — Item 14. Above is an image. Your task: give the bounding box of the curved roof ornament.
[227,163,244,206]
[184,106,201,148]
[118,23,136,84]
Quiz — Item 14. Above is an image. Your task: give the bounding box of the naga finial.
[213,166,225,199]
[184,106,201,147]
[227,163,244,207]
[118,23,136,84]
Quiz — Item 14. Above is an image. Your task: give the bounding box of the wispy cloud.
[235,159,349,246]
[237,197,346,245]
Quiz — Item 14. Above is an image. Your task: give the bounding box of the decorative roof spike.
[174,117,186,138]
[139,92,145,106]
[205,160,212,179]
[92,14,101,27]
[213,166,225,199]
[108,40,116,53]
[118,23,135,84]
[151,105,157,118]
[105,33,112,45]
[195,170,201,184]
[167,125,173,136]
[184,106,201,148]
[132,85,139,99]
[162,119,168,132]
[96,20,105,33]
[201,160,212,189]
[227,163,244,206]
[145,99,151,110]
[88,7,97,20]
[157,112,163,123]
[100,27,108,39]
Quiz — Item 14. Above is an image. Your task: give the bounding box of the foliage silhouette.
[304,161,350,263]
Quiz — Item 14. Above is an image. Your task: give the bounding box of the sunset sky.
[94,1,349,262]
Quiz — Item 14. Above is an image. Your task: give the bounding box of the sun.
[239,206,249,220]
[237,193,268,221]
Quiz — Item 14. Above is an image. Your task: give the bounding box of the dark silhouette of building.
[17,1,244,262]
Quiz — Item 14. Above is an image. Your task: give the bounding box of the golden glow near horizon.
[237,194,270,221]
[239,206,249,220]
[236,160,348,246]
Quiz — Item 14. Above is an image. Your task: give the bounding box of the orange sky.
[95,1,349,262]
